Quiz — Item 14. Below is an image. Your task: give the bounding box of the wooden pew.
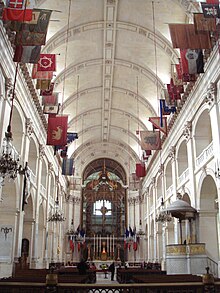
[116,267,166,283]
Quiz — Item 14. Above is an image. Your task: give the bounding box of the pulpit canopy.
[166,198,197,220]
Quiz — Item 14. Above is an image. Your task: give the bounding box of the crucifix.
[96,200,112,230]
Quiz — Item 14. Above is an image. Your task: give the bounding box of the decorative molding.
[158,164,164,175]
[39,144,45,160]
[25,118,34,137]
[182,121,192,141]
[128,197,135,205]
[5,77,13,94]
[48,162,54,175]
[145,187,149,196]
[138,194,144,204]
[168,146,176,162]
[72,196,81,205]
[205,82,217,107]
[151,176,156,188]
[55,175,59,185]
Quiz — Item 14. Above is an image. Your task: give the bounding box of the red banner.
[32,64,53,79]
[42,94,59,106]
[47,115,68,146]
[3,8,32,21]
[40,83,54,96]
[136,163,146,178]
[37,54,56,71]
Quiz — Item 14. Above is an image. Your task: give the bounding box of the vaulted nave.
[0,0,220,291]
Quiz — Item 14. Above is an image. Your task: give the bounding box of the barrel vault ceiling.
[35,0,200,178]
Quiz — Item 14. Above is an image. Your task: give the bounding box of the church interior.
[0,0,220,291]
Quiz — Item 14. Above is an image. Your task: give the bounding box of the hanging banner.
[40,82,54,96]
[2,8,32,21]
[168,23,212,49]
[43,104,60,115]
[140,131,161,150]
[201,3,220,18]
[62,158,74,176]
[36,79,51,90]
[149,117,167,135]
[37,54,56,71]
[193,13,216,32]
[159,99,176,115]
[42,93,59,106]
[15,30,46,46]
[47,115,68,146]
[32,64,53,79]
[180,49,204,75]
[136,163,146,177]
[13,45,41,63]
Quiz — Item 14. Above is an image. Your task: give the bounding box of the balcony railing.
[27,167,36,186]
[195,142,213,171]
[177,168,189,187]
[165,185,173,199]
[0,281,219,293]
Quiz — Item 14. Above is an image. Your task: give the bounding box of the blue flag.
[62,158,74,176]
[67,132,78,144]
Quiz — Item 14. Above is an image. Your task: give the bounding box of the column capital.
[107,0,116,4]
[39,144,45,160]
[151,176,156,187]
[5,77,13,96]
[48,162,54,175]
[25,118,34,137]
[55,175,59,185]
[182,121,192,141]
[128,197,135,205]
[158,163,164,175]
[205,82,217,108]
[145,186,150,196]
[72,196,81,204]
[138,194,144,203]
[168,146,176,162]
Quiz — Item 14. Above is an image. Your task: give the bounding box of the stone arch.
[23,194,34,264]
[198,174,218,260]
[193,108,212,158]
[149,218,155,261]
[144,222,148,260]
[28,137,38,174]
[11,105,24,155]
[38,202,45,264]
[156,174,163,202]
[176,140,188,178]
[182,192,191,205]
[148,185,154,212]
[1,181,17,211]
[41,158,48,190]
[164,160,172,194]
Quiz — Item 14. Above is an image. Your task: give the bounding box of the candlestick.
[107,235,108,257]
[113,234,114,258]
[94,234,95,259]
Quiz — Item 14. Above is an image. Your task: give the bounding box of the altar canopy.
[82,158,127,238]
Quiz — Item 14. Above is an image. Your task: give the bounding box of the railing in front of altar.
[85,236,125,261]
[0,281,219,293]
